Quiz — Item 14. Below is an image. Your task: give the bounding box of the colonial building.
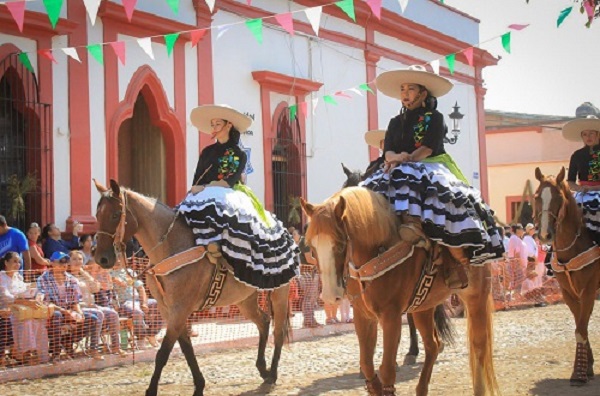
[0,0,495,232]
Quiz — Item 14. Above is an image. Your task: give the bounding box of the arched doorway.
[118,93,166,201]
[0,53,51,230]
[272,107,304,228]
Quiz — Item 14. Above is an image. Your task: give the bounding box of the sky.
[443,0,600,116]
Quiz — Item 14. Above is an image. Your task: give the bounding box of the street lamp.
[445,101,464,145]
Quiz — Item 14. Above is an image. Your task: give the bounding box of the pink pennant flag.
[5,1,26,33]
[191,29,207,47]
[275,13,294,35]
[584,1,595,19]
[110,41,126,65]
[299,102,308,118]
[366,0,382,19]
[334,91,352,99]
[122,0,137,22]
[462,47,474,67]
[508,23,529,31]
[38,49,57,63]
[247,0,252,5]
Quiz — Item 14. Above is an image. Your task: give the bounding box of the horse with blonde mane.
[534,167,600,385]
[301,186,498,396]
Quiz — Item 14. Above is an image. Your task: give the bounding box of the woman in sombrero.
[563,115,600,244]
[362,65,504,276]
[177,105,299,290]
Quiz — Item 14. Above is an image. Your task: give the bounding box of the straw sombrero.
[190,104,252,134]
[562,115,600,142]
[376,65,453,99]
[364,130,386,149]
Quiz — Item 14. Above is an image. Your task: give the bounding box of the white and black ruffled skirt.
[361,162,504,265]
[178,186,299,290]
[575,191,600,244]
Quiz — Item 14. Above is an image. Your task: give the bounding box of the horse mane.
[97,187,174,214]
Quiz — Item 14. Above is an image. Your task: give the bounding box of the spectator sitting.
[86,254,114,309]
[0,215,31,277]
[79,234,94,265]
[41,222,80,259]
[27,223,50,277]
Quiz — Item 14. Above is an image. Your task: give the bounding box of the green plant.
[288,195,302,226]
[6,173,37,223]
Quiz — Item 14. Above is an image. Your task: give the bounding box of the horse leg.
[353,305,380,394]
[236,292,271,381]
[146,324,186,396]
[566,284,597,386]
[378,308,403,395]
[412,309,439,396]
[587,341,595,379]
[178,333,205,396]
[403,313,419,366]
[265,285,292,384]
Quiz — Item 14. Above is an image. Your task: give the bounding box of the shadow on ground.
[530,378,600,395]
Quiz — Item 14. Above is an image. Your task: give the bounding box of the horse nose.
[99,257,108,266]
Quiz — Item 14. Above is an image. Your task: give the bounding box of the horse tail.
[467,294,499,395]
[433,303,456,347]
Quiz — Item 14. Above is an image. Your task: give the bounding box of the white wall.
[185,42,199,187]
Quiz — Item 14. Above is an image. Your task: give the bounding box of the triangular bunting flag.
[191,29,207,47]
[462,47,474,66]
[83,0,102,25]
[38,49,57,63]
[312,98,319,114]
[164,33,179,56]
[366,0,382,19]
[205,0,216,13]
[87,44,104,65]
[62,47,81,63]
[584,1,596,20]
[247,0,252,4]
[358,83,374,94]
[398,0,409,13]
[299,102,308,118]
[289,104,297,120]
[348,87,363,96]
[166,0,179,15]
[557,6,572,27]
[323,95,338,105]
[246,19,263,44]
[18,53,34,73]
[445,53,455,74]
[335,0,356,22]
[110,41,126,65]
[43,0,64,29]
[216,26,231,40]
[275,13,294,35]
[137,37,154,60]
[501,32,511,54]
[305,6,322,36]
[430,59,440,75]
[335,91,352,99]
[508,23,529,31]
[5,1,26,33]
[122,0,137,22]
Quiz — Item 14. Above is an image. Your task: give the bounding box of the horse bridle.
[96,190,139,265]
[536,189,582,253]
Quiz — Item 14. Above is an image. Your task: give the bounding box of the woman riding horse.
[362,65,504,283]
[178,105,299,290]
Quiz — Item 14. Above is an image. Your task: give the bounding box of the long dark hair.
[41,223,54,240]
[229,126,241,145]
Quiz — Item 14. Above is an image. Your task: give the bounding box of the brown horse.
[93,180,291,396]
[301,186,498,396]
[534,167,600,385]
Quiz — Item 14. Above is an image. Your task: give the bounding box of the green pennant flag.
[18,53,34,73]
[557,6,573,27]
[445,53,456,74]
[164,33,180,57]
[358,83,374,94]
[166,0,179,15]
[501,32,511,54]
[323,95,338,105]
[289,104,298,120]
[335,0,356,22]
[87,44,104,65]
[246,19,263,44]
[43,0,64,29]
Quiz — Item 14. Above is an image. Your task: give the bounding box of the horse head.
[94,179,140,269]
[301,187,398,303]
[341,163,363,188]
[533,167,574,243]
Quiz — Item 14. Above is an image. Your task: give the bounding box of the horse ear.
[93,179,108,193]
[556,167,566,184]
[341,163,352,177]
[334,196,346,221]
[300,197,315,217]
[109,179,121,196]
[534,167,544,182]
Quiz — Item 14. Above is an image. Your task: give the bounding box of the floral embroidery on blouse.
[412,112,432,148]
[217,149,240,180]
[588,148,600,181]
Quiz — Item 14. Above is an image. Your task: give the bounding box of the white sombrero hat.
[376,65,454,99]
[562,115,600,142]
[364,130,386,149]
[190,104,252,134]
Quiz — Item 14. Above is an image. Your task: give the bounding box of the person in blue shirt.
[41,222,80,258]
[0,215,31,275]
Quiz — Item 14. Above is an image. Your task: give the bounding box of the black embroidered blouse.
[568,145,600,183]
[383,107,446,157]
[192,140,247,187]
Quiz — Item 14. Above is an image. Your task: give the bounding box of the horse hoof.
[262,376,277,385]
[145,389,158,396]
[403,354,417,366]
[570,378,588,386]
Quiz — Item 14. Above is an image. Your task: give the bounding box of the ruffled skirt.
[178,186,299,290]
[574,191,600,244]
[361,162,504,265]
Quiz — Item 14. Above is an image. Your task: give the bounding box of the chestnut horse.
[301,187,498,396]
[93,180,291,396]
[534,167,600,385]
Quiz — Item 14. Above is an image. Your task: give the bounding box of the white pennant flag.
[205,0,216,13]
[216,26,231,40]
[305,6,322,36]
[83,0,102,25]
[398,0,410,13]
[348,87,363,96]
[430,59,440,75]
[312,98,319,115]
[137,37,154,60]
[62,47,81,63]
